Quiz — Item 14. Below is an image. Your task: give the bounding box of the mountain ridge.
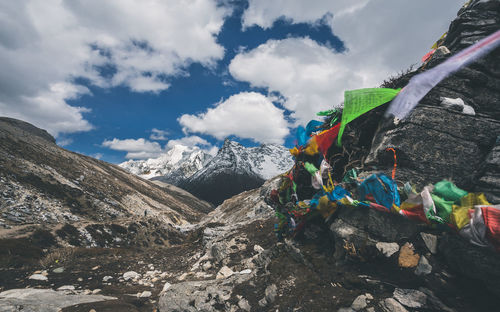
[177,138,294,205]
[0,117,212,247]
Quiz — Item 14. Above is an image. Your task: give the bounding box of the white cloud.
[234,0,464,125]
[229,38,356,125]
[166,135,211,150]
[102,135,217,160]
[242,0,369,29]
[178,92,289,144]
[150,128,169,141]
[102,138,163,159]
[0,0,229,136]
[92,153,103,160]
[56,137,73,147]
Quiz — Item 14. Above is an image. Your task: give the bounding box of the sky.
[0,0,465,163]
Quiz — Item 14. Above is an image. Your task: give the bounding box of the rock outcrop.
[359,0,500,201]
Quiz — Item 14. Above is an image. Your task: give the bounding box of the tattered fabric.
[338,88,400,145]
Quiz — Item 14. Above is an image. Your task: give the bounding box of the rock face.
[119,144,213,182]
[178,139,293,205]
[361,0,500,202]
[0,117,212,248]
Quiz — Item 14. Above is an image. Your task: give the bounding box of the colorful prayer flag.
[386,29,500,120]
[337,88,400,145]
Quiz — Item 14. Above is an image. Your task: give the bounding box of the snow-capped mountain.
[178,139,294,205]
[188,139,293,181]
[119,145,212,181]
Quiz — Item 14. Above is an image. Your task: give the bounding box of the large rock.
[439,233,500,295]
[365,106,500,190]
[0,288,116,312]
[361,0,500,196]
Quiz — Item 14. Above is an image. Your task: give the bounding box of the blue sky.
[0,0,464,163]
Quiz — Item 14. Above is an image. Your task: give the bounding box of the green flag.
[316,109,338,116]
[337,88,400,145]
[303,162,318,175]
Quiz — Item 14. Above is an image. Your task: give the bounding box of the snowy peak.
[119,145,212,180]
[180,139,294,205]
[189,139,293,182]
[247,143,294,179]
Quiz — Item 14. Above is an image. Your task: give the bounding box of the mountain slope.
[178,139,294,205]
[0,117,212,247]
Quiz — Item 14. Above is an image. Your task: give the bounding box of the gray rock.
[0,288,116,312]
[162,282,172,292]
[238,298,251,312]
[102,275,113,282]
[420,233,438,254]
[52,267,64,274]
[379,298,408,312]
[253,244,264,253]
[56,285,75,291]
[202,261,212,271]
[216,266,234,279]
[211,242,228,263]
[439,233,500,295]
[258,297,268,307]
[393,288,427,308]
[415,256,432,276]
[123,271,140,281]
[418,287,456,312]
[434,45,451,57]
[330,206,421,261]
[29,274,48,281]
[338,308,355,312]
[265,284,278,304]
[351,294,368,310]
[375,242,400,257]
[139,290,152,298]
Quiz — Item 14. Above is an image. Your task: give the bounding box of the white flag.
[386,29,500,120]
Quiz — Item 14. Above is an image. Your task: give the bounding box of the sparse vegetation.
[381,64,417,89]
[39,247,75,268]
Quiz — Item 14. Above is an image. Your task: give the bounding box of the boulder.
[0,288,116,312]
[379,298,408,312]
[414,256,432,276]
[439,233,500,295]
[393,288,427,308]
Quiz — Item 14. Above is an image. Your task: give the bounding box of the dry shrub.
[39,247,75,268]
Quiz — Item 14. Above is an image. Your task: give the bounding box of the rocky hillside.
[0,117,212,248]
[178,139,293,205]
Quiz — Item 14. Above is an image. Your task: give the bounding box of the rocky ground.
[2,177,500,311]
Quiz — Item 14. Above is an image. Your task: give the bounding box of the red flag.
[315,123,341,156]
[421,49,436,63]
[482,206,500,251]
